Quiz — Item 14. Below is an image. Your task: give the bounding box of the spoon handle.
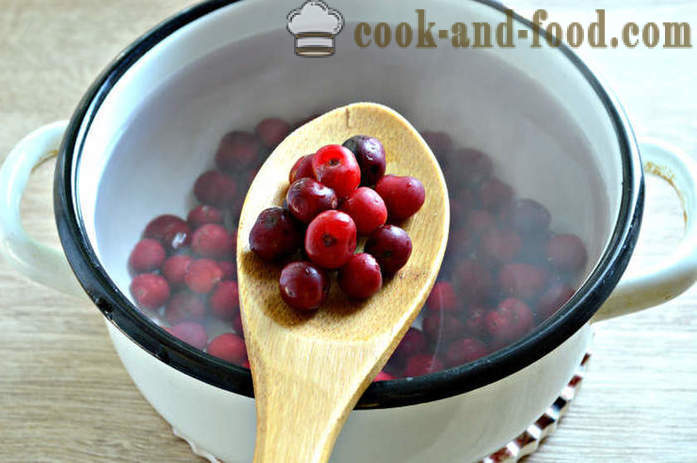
[251,343,378,463]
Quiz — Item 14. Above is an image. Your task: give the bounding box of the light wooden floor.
[0,1,695,462]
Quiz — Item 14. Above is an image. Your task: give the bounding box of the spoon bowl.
[237,102,449,463]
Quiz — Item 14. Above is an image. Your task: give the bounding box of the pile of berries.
[249,136,425,311]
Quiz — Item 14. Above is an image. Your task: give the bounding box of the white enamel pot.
[2,1,697,462]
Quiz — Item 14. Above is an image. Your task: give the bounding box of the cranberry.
[499,263,548,300]
[455,259,493,303]
[193,170,237,207]
[249,207,302,261]
[305,211,357,269]
[279,261,330,310]
[187,205,224,229]
[340,187,387,235]
[207,333,248,364]
[161,254,193,286]
[375,175,426,221]
[547,234,588,272]
[232,311,244,338]
[168,322,208,350]
[365,225,412,275]
[393,327,427,359]
[464,306,488,338]
[480,228,522,264]
[255,117,290,148]
[215,131,261,171]
[420,131,452,155]
[165,291,206,324]
[510,199,551,235]
[210,281,239,319]
[478,177,512,211]
[289,154,316,183]
[537,283,575,320]
[422,312,465,342]
[426,282,457,312]
[144,215,191,252]
[465,209,496,236]
[312,144,361,198]
[185,259,223,294]
[128,239,166,273]
[130,274,170,310]
[338,253,382,300]
[191,224,234,259]
[342,135,387,186]
[286,178,338,224]
[444,338,488,367]
[373,371,394,382]
[486,298,534,346]
[452,148,492,185]
[403,354,443,377]
[217,260,236,281]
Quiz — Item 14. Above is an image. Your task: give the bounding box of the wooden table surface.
[0,1,695,462]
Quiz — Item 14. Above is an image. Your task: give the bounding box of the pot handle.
[593,138,697,322]
[0,121,84,298]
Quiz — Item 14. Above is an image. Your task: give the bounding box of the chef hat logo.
[287,1,344,57]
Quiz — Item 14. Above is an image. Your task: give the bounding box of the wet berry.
[279,261,330,311]
[286,178,338,224]
[130,274,170,310]
[375,175,425,221]
[339,253,383,300]
[312,144,361,198]
[364,225,412,275]
[249,207,302,261]
[129,239,166,273]
[342,135,387,185]
[340,187,387,235]
[305,210,357,269]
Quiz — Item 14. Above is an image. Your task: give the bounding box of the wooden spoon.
[237,102,449,463]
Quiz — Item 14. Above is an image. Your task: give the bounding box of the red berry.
[338,253,382,300]
[187,205,224,229]
[510,199,551,235]
[422,313,465,342]
[207,333,247,364]
[193,170,237,208]
[547,234,588,272]
[342,135,387,186]
[455,259,494,303]
[403,354,443,377]
[375,175,426,221]
[373,371,395,382]
[130,274,170,310]
[452,148,492,184]
[144,215,191,252]
[305,210,357,269]
[499,263,548,300]
[215,131,261,171]
[279,261,330,310]
[486,298,534,346]
[537,284,575,320]
[444,338,488,367]
[464,306,488,337]
[340,187,387,235]
[217,260,236,281]
[210,281,239,319]
[289,154,316,183]
[364,225,412,275]
[191,224,234,259]
[312,144,361,198]
[480,228,522,263]
[478,177,512,211]
[426,282,457,312]
[255,117,290,148]
[185,259,223,294]
[249,207,302,261]
[161,255,193,286]
[168,322,208,350]
[232,311,244,338]
[286,178,338,224]
[165,291,206,324]
[393,327,427,360]
[129,239,166,273]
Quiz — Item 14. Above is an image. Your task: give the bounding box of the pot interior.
[73,0,623,382]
